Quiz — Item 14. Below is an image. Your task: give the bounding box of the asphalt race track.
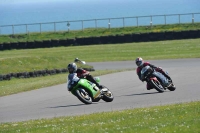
[0,58,200,123]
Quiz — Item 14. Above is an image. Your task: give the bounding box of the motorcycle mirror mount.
[81,61,86,64]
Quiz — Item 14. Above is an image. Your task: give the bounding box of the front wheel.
[168,84,176,91]
[101,86,114,102]
[150,79,165,93]
[75,88,92,104]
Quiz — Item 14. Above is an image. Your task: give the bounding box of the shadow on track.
[117,92,160,97]
[118,90,172,97]
[48,102,99,108]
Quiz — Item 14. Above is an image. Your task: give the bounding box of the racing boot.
[147,83,153,90]
[96,84,103,90]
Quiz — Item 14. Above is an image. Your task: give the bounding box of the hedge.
[0,68,95,81]
[0,30,200,51]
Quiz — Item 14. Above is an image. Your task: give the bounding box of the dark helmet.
[135,57,144,67]
[67,63,77,74]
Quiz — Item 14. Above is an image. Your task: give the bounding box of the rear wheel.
[150,80,165,93]
[101,86,114,102]
[75,88,92,104]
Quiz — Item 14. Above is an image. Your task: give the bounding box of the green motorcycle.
[67,73,114,104]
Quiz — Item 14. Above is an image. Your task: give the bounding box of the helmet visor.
[68,68,74,73]
[136,61,142,67]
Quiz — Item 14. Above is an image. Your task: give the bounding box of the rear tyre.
[101,86,114,102]
[75,88,92,104]
[150,80,165,93]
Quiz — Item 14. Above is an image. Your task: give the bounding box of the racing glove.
[155,67,162,71]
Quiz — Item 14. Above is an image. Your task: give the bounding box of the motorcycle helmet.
[67,63,77,74]
[135,57,144,67]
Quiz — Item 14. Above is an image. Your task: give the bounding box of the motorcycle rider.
[67,62,102,89]
[135,57,171,90]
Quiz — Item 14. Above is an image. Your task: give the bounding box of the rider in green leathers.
[67,63,102,90]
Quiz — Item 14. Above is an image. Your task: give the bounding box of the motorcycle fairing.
[71,79,101,99]
[150,77,158,81]
[152,71,169,87]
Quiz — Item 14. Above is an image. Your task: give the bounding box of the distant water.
[1,0,200,34]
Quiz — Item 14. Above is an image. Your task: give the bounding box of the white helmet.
[135,57,144,67]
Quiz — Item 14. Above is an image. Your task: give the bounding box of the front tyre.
[168,84,176,91]
[150,80,165,93]
[101,86,114,102]
[75,88,92,104]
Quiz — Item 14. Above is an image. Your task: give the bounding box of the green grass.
[0,101,199,133]
[0,23,200,43]
[1,38,200,75]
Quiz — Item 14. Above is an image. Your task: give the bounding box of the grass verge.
[0,101,199,133]
[0,23,200,43]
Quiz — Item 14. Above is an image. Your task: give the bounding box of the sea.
[0,0,200,35]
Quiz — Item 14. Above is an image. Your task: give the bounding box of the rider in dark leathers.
[135,57,171,90]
